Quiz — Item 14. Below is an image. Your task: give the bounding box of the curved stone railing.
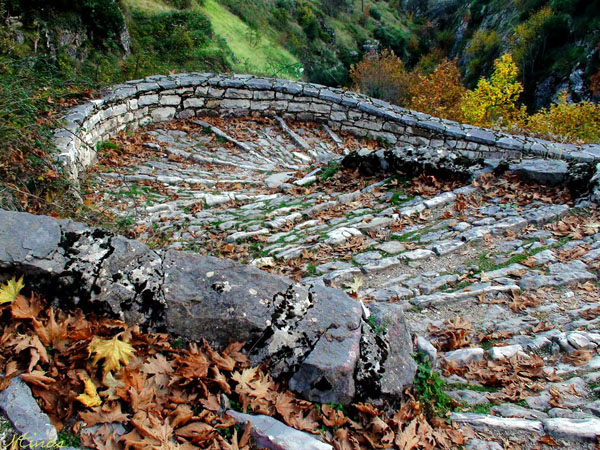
[53,73,600,183]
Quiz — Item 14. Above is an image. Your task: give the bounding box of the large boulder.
[0,209,415,404]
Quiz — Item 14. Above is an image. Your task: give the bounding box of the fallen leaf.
[0,276,24,304]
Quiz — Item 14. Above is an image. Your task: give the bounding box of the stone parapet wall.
[53,73,600,181]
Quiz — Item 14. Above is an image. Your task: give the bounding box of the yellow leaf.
[88,336,135,373]
[0,276,24,304]
[77,378,102,407]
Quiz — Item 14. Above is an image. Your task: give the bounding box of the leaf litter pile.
[0,277,468,449]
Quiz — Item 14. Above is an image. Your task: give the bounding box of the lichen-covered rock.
[0,209,415,405]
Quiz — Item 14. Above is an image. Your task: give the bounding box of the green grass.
[412,352,454,418]
[122,0,175,12]
[200,0,301,79]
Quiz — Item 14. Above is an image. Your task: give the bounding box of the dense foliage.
[351,50,600,143]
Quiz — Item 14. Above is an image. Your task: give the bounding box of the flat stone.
[353,251,382,265]
[265,172,294,188]
[488,344,523,360]
[361,256,402,272]
[519,260,596,289]
[324,227,362,245]
[431,239,465,256]
[357,216,394,232]
[543,417,600,442]
[227,410,333,450]
[465,438,503,450]
[401,249,435,261]
[509,159,568,185]
[451,412,544,434]
[447,390,489,406]
[0,376,57,448]
[375,241,406,255]
[492,403,548,420]
[444,348,484,365]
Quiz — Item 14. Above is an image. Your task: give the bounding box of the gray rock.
[0,210,413,405]
[431,239,465,256]
[0,377,57,448]
[451,412,544,434]
[492,403,548,420]
[265,172,295,188]
[510,159,568,185]
[375,241,406,255]
[447,390,488,406]
[466,438,503,450]
[543,417,600,442]
[227,410,333,450]
[400,249,435,261]
[365,302,417,402]
[519,260,596,289]
[444,348,484,365]
[416,335,437,363]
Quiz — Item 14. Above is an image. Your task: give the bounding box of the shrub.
[409,59,467,121]
[461,53,526,127]
[7,0,125,45]
[465,29,502,87]
[129,10,213,65]
[350,49,411,105]
[373,26,409,59]
[509,6,555,77]
[523,92,600,143]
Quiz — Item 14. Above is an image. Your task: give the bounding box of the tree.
[349,49,411,105]
[461,53,526,127]
[409,59,467,121]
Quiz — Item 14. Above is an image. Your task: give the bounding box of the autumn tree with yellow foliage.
[461,54,526,127]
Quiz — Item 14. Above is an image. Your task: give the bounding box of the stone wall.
[53,73,600,183]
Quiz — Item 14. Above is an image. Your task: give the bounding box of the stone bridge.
[53,73,600,188]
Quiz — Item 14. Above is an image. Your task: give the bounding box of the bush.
[465,29,502,87]
[7,0,125,44]
[409,59,467,121]
[523,92,600,143]
[373,26,409,59]
[369,6,382,21]
[350,49,411,105]
[130,10,213,65]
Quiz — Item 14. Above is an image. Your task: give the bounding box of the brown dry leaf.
[100,372,126,400]
[429,316,473,351]
[19,370,55,388]
[395,418,419,450]
[174,421,215,443]
[13,333,49,372]
[33,307,70,350]
[11,293,45,319]
[80,402,129,426]
[169,404,194,430]
[322,404,349,428]
[538,435,560,446]
[564,349,595,366]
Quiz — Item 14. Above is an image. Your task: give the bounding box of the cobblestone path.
[85,116,600,448]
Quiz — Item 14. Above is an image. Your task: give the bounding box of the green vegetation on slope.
[200,0,302,79]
